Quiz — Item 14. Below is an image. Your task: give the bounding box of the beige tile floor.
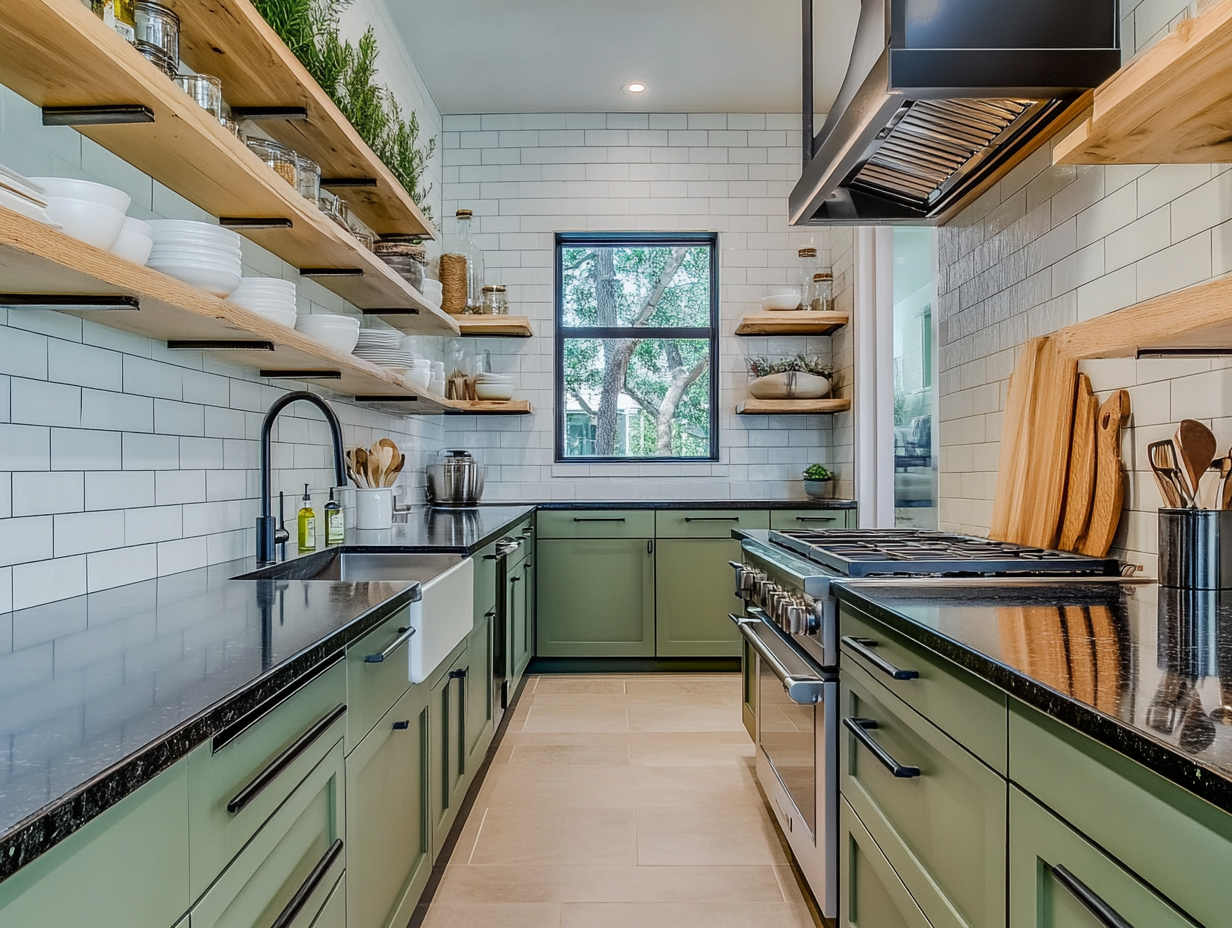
[418,673,823,928]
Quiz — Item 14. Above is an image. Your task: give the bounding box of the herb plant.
[803,464,834,481]
[747,355,834,380]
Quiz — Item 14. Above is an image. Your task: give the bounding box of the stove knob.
[805,600,823,634]
[785,602,804,635]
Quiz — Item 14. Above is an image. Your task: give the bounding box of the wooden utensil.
[1059,373,1099,551]
[1174,419,1217,507]
[367,448,384,489]
[1078,389,1130,557]
[1148,440,1186,508]
[354,447,370,489]
[383,452,405,488]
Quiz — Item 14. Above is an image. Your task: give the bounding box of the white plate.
[0,187,60,228]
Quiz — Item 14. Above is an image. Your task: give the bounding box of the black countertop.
[527,499,857,510]
[834,580,1232,815]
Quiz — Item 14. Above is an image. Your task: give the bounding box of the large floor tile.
[420,902,563,927]
[534,676,627,695]
[626,704,748,733]
[628,735,754,766]
[507,743,631,766]
[559,901,815,928]
[522,705,630,732]
[635,806,782,866]
[466,806,639,867]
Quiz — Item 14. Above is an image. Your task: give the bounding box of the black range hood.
[789,0,1121,225]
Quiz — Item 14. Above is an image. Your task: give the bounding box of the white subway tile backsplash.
[0,424,51,471]
[47,340,122,392]
[11,556,86,610]
[53,510,125,557]
[0,516,53,567]
[81,388,153,432]
[12,472,84,517]
[10,378,80,428]
[85,471,155,511]
[87,544,158,593]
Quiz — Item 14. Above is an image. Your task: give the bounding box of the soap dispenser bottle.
[325,487,345,546]
[298,484,316,551]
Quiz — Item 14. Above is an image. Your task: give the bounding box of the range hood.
[789,0,1120,225]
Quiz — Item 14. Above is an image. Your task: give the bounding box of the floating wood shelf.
[455,316,534,338]
[173,0,436,238]
[0,207,454,411]
[736,398,851,415]
[443,400,534,415]
[735,311,847,336]
[0,0,457,336]
[1055,0,1232,164]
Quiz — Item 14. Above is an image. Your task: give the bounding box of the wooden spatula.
[1078,390,1130,557]
[354,447,370,489]
[1222,453,1232,510]
[1174,419,1217,507]
[1148,440,1186,509]
[383,453,405,487]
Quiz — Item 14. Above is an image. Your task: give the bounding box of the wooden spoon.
[383,452,405,488]
[369,442,393,486]
[354,447,370,489]
[1175,419,1217,507]
[1148,440,1185,509]
[1222,452,1232,510]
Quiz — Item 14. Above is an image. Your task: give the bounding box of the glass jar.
[296,154,320,200]
[439,208,485,314]
[482,285,509,316]
[811,271,834,312]
[174,73,223,120]
[246,137,298,188]
[797,247,818,311]
[134,1,177,61]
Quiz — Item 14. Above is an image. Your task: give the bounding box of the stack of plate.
[228,278,297,327]
[353,329,419,371]
[475,372,514,401]
[147,220,242,297]
[0,165,59,229]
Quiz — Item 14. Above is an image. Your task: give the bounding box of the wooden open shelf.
[0,206,456,410]
[736,398,851,415]
[735,311,847,336]
[174,0,436,238]
[0,0,457,336]
[455,316,534,338]
[1055,0,1232,164]
[444,400,533,415]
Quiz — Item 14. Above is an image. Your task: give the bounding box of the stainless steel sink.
[234,549,465,583]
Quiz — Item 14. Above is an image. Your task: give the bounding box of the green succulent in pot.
[803,464,835,498]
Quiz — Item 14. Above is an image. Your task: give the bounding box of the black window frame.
[554,231,720,464]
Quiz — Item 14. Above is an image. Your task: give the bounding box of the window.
[555,232,719,462]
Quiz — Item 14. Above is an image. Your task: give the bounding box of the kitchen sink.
[233,549,465,583]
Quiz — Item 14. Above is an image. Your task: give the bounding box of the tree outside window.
[555,233,719,462]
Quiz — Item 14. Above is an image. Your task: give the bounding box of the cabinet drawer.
[537,509,655,538]
[1009,786,1196,928]
[347,606,415,750]
[188,658,346,897]
[841,663,1006,928]
[1010,703,1232,928]
[840,605,1007,772]
[656,509,768,538]
[473,541,498,618]
[772,508,852,530]
[840,796,933,928]
[192,740,345,928]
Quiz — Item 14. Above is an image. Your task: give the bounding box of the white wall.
[438,113,854,501]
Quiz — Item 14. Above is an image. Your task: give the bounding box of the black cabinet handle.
[647,539,654,554]
[843,717,920,778]
[228,704,347,814]
[485,610,497,619]
[841,636,919,680]
[365,626,415,663]
[1051,865,1136,928]
[510,576,521,584]
[270,837,344,928]
[684,516,740,523]
[573,517,626,522]
[483,554,499,560]
[795,516,837,523]
[392,719,410,730]
[449,668,468,679]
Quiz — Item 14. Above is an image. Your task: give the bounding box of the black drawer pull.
[365,626,415,663]
[844,717,920,778]
[483,554,499,560]
[842,636,920,680]
[270,838,344,928]
[795,516,836,523]
[573,517,626,522]
[228,704,347,814]
[392,720,410,731]
[449,668,468,679]
[1051,865,1136,928]
[684,516,739,522]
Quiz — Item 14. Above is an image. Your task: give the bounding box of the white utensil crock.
[355,488,393,530]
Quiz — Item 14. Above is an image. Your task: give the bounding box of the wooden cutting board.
[1079,390,1131,557]
[1059,374,1099,551]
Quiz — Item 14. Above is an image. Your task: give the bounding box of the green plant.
[252,0,437,218]
[747,355,834,380]
[803,464,834,481]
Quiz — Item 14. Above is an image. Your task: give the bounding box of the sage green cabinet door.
[1009,787,1197,928]
[309,873,345,928]
[347,608,414,751]
[466,610,496,772]
[522,555,537,671]
[537,538,656,657]
[0,761,190,928]
[655,537,743,657]
[655,509,769,538]
[771,509,853,530]
[346,684,431,928]
[429,648,470,856]
[840,797,932,928]
[510,559,533,680]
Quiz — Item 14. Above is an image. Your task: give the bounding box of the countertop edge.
[833,584,1232,817]
[529,499,857,510]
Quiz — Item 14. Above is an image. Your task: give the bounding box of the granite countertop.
[835,580,1232,814]
[527,499,857,510]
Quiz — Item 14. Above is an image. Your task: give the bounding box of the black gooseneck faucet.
[256,391,347,563]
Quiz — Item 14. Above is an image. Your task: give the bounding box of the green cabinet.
[345,684,431,928]
[346,607,414,751]
[509,557,533,680]
[429,643,471,855]
[840,796,932,928]
[1008,787,1195,928]
[536,536,656,657]
[655,537,743,656]
[771,508,854,530]
[466,608,496,773]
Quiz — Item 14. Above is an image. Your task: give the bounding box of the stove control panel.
[732,563,822,636]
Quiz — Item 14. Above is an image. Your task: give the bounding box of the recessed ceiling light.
[624,82,647,94]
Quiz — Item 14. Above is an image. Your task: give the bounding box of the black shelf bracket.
[220,217,293,230]
[260,370,342,380]
[42,105,154,126]
[300,268,364,277]
[365,308,420,315]
[0,294,139,311]
[228,106,308,120]
[167,340,275,351]
[354,395,418,402]
[321,177,378,188]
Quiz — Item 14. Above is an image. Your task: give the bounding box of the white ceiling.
[390,0,862,115]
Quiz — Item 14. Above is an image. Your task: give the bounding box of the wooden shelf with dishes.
[734,311,847,336]
[735,398,851,415]
[0,206,455,412]
[444,400,533,415]
[1054,0,1232,165]
[454,316,534,338]
[0,0,458,337]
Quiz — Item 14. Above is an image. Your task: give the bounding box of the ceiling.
[390,0,862,115]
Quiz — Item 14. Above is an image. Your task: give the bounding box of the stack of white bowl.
[147,220,243,296]
[228,278,297,327]
[0,167,59,229]
[475,372,514,401]
[29,176,131,251]
[296,313,360,354]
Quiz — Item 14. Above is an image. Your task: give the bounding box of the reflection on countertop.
[834,580,1232,813]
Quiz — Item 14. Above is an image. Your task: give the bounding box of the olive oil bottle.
[325,487,345,546]
[297,484,316,551]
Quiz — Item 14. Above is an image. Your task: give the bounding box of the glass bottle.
[481,284,509,316]
[797,247,818,311]
[439,208,485,315]
[811,271,834,312]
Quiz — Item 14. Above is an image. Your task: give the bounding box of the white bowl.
[147,261,242,296]
[475,382,514,401]
[406,369,432,391]
[42,198,126,250]
[250,308,297,328]
[296,314,360,354]
[761,292,802,311]
[28,177,131,212]
[111,229,153,266]
[422,279,443,301]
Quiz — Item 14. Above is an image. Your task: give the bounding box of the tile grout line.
[465,806,490,866]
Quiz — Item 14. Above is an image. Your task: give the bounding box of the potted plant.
[803,463,835,498]
[748,355,834,399]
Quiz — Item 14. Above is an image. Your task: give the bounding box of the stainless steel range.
[729,528,1119,920]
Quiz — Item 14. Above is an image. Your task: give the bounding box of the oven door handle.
[730,614,828,705]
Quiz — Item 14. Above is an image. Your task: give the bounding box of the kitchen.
[2,0,1232,926]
